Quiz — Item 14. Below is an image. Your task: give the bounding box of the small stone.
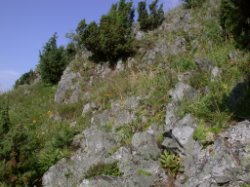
[211,66,222,81]
[195,58,213,71]
[116,60,125,71]
[169,82,197,103]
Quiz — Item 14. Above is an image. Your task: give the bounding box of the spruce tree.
[76,0,135,64]
[137,0,164,31]
[138,1,149,31]
[39,33,67,84]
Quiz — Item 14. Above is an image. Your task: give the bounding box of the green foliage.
[75,0,135,64]
[57,102,83,120]
[85,162,123,179]
[137,169,152,176]
[14,70,36,88]
[0,101,10,136]
[193,121,213,146]
[182,0,204,8]
[160,150,181,175]
[137,0,164,31]
[39,33,68,84]
[220,0,250,49]
[0,83,85,186]
[170,57,196,72]
[240,184,250,187]
[65,42,77,61]
[116,123,134,146]
[51,127,77,148]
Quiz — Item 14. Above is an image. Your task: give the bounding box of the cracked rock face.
[55,67,82,104]
[183,121,250,187]
[163,81,250,187]
[43,97,167,187]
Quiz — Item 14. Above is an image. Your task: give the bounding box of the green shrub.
[170,57,196,72]
[65,42,77,61]
[39,33,68,84]
[137,0,164,31]
[85,162,123,179]
[137,169,152,176]
[0,84,85,186]
[75,0,135,64]
[14,70,36,88]
[193,121,214,146]
[57,102,82,120]
[182,0,204,8]
[220,0,250,49]
[160,150,181,175]
[51,127,77,148]
[0,101,10,136]
[240,184,250,187]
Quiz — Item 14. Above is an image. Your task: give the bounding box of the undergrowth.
[0,83,88,186]
[85,162,122,179]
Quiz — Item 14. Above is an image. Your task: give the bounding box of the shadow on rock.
[222,77,250,121]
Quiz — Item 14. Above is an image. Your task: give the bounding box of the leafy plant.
[193,121,214,146]
[85,162,123,179]
[160,150,181,175]
[137,169,152,176]
[170,57,196,72]
[116,123,134,146]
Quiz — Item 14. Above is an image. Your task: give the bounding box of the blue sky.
[0,0,181,91]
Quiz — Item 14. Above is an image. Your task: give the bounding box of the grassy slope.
[0,84,85,186]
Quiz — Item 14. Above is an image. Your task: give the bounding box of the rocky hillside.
[1,0,250,186]
[42,0,250,186]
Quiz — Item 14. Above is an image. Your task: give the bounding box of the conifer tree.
[137,0,164,31]
[76,0,135,64]
[39,33,67,84]
[138,1,149,30]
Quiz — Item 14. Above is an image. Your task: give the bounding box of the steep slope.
[42,0,250,186]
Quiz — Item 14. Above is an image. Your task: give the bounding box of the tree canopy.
[39,33,68,84]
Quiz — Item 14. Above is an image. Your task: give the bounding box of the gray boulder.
[135,31,145,40]
[195,58,213,72]
[163,114,198,156]
[110,147,168,187]
[132,132,161,160]
[91,97,140,131]
[211,66,222,81]
[55,67,82,104]
[165,103,179,132]
[169,82,197,103]
[79,177,124,187]
[182,120,250,187]
[43,126,118,187]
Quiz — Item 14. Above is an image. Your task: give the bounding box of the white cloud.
[0,70,21,91]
